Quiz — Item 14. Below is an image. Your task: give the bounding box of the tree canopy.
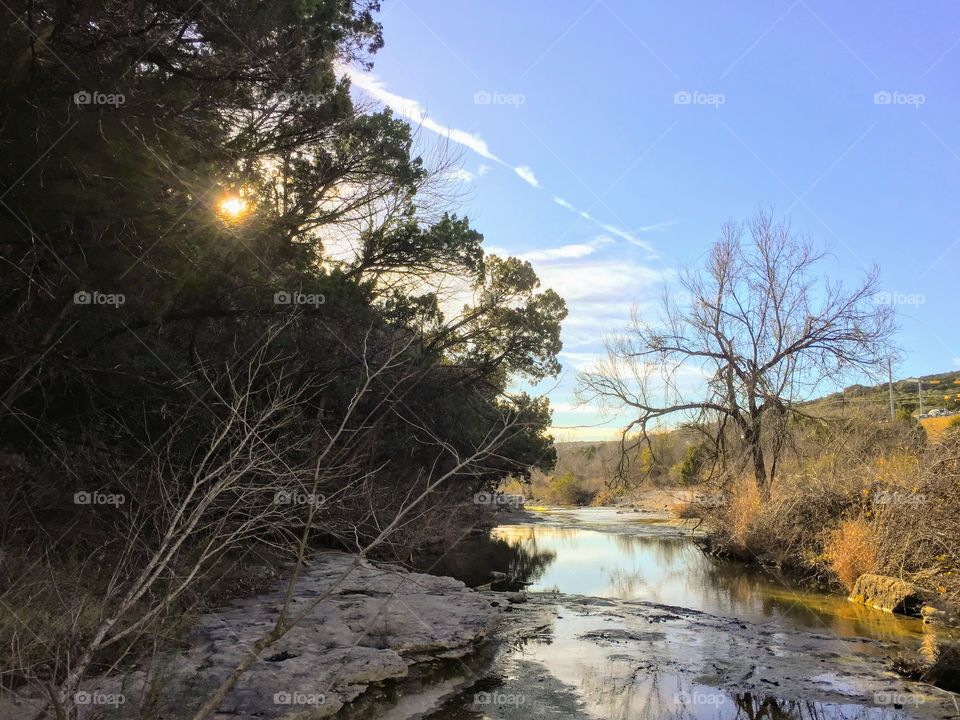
[578,212,896,490]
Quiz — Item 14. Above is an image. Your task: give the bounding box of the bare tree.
[578,211,898,493]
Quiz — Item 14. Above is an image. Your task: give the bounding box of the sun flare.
[216,194,248,220]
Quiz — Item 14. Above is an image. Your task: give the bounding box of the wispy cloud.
[550,194,668,254]
[341,68,670,264]
[514,165,540,188]
[599,224,654,252]
[516,237,612,261]
[636,220,680,232]
[447,168,475,183]
[342,66,501,162]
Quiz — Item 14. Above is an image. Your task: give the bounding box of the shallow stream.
[414,508,958,720]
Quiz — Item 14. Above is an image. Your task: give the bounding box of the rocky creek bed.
[0,552,503,720]
[430,592,960,719]
[6,509,960,720]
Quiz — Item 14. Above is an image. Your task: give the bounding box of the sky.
[343,0,960,441]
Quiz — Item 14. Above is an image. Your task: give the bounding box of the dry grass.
[824,519,877,590]
[707,424,960,602]
[670,500,698,519]
[921,415,958,441]
[724,477,763,549]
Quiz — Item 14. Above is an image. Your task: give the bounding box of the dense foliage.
[0,1,565,578]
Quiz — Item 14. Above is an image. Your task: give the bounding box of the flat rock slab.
[427,592,960,720]
[59,552,500,720]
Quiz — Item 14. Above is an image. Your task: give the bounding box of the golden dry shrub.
[671,500,697,519]
[724,476,763,549]
[824,518,878,590]
[871,452,920,487]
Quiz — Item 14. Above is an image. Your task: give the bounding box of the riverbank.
[9,508,958,719]
[0,552,504,720]
[428,507,960,718]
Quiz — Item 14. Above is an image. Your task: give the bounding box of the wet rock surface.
[426,592,960,719]
[64,552,501,719]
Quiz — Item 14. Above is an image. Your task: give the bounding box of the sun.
[216,194,249,220]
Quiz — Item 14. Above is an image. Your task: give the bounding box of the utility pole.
[888,358,895,420]
[905,377,923,417]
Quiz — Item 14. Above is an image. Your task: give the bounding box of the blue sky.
[345,0,960,440]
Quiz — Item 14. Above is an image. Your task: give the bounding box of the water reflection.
[488,524,926,643]
[511,604,923,720]
[422,517,945,720]
[410,528,556,591]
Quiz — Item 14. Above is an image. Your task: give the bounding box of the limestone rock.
[72,551,501,719]
[849,574,925,616]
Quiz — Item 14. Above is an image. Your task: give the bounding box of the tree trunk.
[744,420,768,496]
[751,441,768,496]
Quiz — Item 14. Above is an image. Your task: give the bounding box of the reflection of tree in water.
[730,693,885,719]
[411,531,554,589]
[608,568,644,596]
[502,532,557,587]
[414,528,557,589]
[696,559,922,641]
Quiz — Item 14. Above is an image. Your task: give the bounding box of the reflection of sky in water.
[511,606,920,720]
[492,524,927,644]
[428,518,948,720]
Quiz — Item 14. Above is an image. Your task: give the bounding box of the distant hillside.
[804,369,960,417]
[551,369,960,480]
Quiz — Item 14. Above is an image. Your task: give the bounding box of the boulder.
[849,574,925,616]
